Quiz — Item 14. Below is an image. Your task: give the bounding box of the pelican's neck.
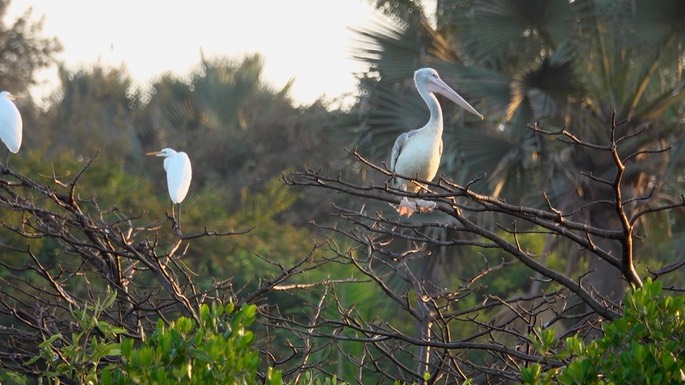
[418,86,443,134]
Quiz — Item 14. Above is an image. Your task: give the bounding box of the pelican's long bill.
[427,76,483,120]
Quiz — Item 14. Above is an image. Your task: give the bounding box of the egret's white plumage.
[390,68,482,217]
[0,91,23,156]
[146,148,192,204]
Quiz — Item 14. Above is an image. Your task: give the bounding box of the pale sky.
[7,1,381,107]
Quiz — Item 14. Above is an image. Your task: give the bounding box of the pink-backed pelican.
[390,68,482,217]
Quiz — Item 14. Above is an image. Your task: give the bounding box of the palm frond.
[633,0,685,47]
[352,19,465,82]
[636,79,685,121]
[351,22,419,81]
[456,0,579,63]
[444,125,533,195]
[435,62,512,115]
[507,54,581,121]
[365,0,426,25]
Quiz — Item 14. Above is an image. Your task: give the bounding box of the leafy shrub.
[7,295,284,385]
[26,292,125,384]
[521,278,685,384]
[102,302,282,385]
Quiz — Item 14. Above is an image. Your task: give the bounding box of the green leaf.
[39,333,63,348]
[1,371,29,385]
[137,347,154,367]
[200,305,210,329]
[265,367,283,385]
[521,364,542,383]
[121,338,134,358]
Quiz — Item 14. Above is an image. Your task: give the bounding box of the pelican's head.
[414,68,483,120]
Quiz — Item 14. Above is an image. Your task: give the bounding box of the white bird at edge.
[389,68,483,217]
[146,148,192,229]
[0,91,23,167]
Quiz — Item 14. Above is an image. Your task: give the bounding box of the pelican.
[390,68,482,217]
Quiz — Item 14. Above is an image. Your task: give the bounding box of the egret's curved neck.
[417,85,443,133]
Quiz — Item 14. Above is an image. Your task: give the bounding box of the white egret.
[0,91,23,166]
[146,148,192,228]
[390,68,483,217]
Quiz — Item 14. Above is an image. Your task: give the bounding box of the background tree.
[34,66,144,166]
[0,0,61,94]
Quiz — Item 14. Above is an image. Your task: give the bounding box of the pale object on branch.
[0,91,23,166]
[389,68,482,217]
[146,148,192,229]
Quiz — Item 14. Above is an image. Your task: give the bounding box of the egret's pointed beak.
[429,77,483,120]
[146,151,162,156]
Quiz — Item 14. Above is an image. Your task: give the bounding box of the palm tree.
[348,0,685,311]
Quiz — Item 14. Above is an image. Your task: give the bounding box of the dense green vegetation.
[522,279,685,385]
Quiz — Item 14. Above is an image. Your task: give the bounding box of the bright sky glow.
[7,1,380,107]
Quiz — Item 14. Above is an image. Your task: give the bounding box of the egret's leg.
[170,202,176,225]
[177,203,182,231]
